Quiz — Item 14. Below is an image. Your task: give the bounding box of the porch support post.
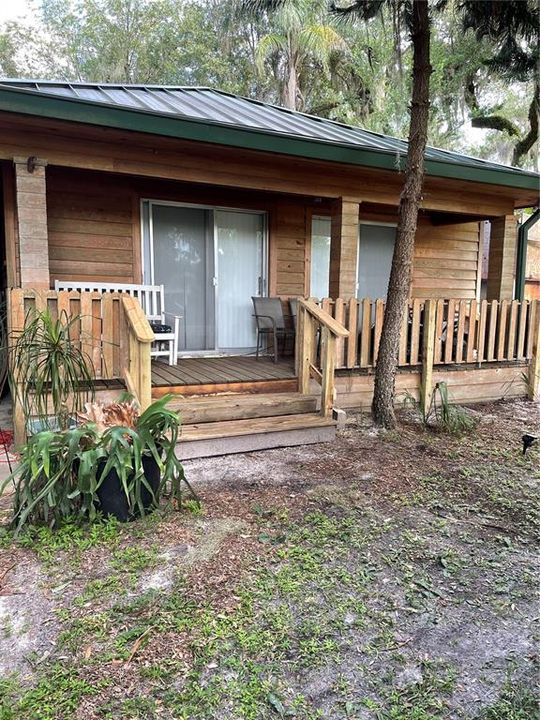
[329,198,359,299]
[486,215,517,301]
[13,156,50,289]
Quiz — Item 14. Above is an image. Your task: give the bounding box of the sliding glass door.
[142,201,266,355]
[215,210,264,353]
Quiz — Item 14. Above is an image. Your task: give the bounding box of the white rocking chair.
[54,280,181,366]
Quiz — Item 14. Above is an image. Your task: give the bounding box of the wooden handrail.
[296,298,349,418]
[122,296,155,342]
[299,299,350,337]
[121,296,154,410]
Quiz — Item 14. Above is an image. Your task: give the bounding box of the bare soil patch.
[0,399,539,719]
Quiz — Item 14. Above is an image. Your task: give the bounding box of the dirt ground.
[0,399,539,719]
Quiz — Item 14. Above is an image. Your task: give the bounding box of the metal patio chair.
[252,297,296,363]
[289,298,298,330]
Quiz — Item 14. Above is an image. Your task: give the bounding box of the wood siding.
[273,199,308,297]
[412,219,481,299]
[12,165,483,301]
[47,169,135,284]
[335,365,526,410]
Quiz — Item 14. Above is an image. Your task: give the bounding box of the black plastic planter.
[96,453,161,522]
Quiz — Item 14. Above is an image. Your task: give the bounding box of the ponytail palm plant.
[9,308,95,432]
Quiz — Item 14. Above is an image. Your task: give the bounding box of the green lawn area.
[0,399,539,719]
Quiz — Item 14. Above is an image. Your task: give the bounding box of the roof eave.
[0,85,538,193]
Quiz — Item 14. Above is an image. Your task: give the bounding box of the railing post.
[139,338,152,411]
[528,300,540,401]
[122,296,154,410]
[320,326,336,418]
[421,298,436,416]
[298,306,314,395]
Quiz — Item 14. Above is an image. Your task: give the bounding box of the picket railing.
[9,288,131,380]
[8,289,154,443]
[312,297,539,370]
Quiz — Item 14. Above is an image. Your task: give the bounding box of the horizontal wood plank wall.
[412,219,480,299]
[273,199,308,297]
[335,365,527,410]
[46,168,135,285]
[45,168,311,297]
[42,169,484,301]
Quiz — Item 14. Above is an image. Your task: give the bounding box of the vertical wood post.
[486,215,517,301]
[298,307,314,395]
[139,340,152,411]
[528,300,540,401]
[329,198,359,299]
[8,289,27,447]
[13,156,50,289]
[320,327,336,417]
[421,298,436,416]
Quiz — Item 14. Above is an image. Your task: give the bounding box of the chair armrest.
[162,311,183,321]
[252,313,277,330]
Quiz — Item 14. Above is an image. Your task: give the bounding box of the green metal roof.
[0,80,538,192]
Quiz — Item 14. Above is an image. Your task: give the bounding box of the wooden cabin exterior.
[1,81,539,454]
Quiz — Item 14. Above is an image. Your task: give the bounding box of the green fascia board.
[0,85,538,192]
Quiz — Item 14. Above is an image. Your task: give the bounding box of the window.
[357,224,396,299]
[310,216,331,298]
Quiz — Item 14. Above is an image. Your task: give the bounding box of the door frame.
[140,199,269,356]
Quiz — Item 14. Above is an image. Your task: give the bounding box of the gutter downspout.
[516,208,540,300]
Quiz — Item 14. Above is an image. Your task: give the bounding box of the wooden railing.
[311,297,539,370]
[121,295,153,410]
[8,289,154,442]
[296,299,349,417]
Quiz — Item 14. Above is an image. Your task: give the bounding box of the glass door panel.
[215,210,264,352]
[151,204,215,352]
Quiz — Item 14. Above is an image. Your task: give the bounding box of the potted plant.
[3,395,190,532]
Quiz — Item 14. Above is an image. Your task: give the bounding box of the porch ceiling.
[0,81,538,195]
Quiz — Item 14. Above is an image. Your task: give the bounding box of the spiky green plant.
[9,308,95,432]
[404,381,477,435]
[2,395,188,534]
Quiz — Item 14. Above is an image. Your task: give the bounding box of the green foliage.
[474,682,540,720]
[404,381,477,436]
[2,395,185,533]
[9,307,95,432]
[0,665,99,720]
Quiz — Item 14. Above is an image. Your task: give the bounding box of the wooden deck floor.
[151,355,297,396]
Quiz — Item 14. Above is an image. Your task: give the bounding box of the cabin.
[1,80,539,455]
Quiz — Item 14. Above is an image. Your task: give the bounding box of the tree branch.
[471,115,521,137]
[513,81,539,165]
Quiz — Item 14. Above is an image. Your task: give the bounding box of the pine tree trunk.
[372,0,432,428]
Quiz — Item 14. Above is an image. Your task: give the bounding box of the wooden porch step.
[169,392,318,424]
[177,413,336,459]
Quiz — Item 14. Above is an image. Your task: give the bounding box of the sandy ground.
[0,399,539,719]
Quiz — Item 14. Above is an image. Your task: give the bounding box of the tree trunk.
[372,0,432,428]
[283,57,298,110]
